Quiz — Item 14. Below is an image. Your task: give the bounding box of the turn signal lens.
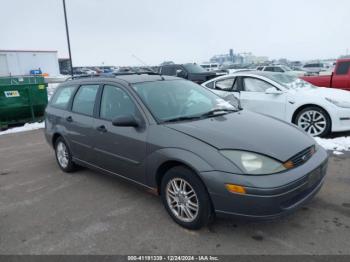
[225,184,246,194]
[283,160,294,169]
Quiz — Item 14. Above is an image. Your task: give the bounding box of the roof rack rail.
[64,74,111,81]
[113,71,160,76]
[65,71,161,81]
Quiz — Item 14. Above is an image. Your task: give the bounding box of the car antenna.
[131,54,165,80]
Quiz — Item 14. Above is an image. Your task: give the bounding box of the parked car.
[202,71,350,137]
[159,63,217,84]
[72,68,84,75]
[45,73,328,229]
[256,65,305,76]
[200,63,220,72]
[80,68,97,75]
[302,62,328,75]
[301,59,350,91]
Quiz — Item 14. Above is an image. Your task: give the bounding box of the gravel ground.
[0,130,349,255]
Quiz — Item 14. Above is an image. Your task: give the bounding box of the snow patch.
[333,151,344,155]
[315,136,350,152]
[0,122,44,136]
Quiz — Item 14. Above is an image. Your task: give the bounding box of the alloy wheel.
[165,178,199,223]
[56,141,69,168]
[297,110,327,137]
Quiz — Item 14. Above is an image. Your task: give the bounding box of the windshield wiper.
[200,108,237,118]
[162,116,201,123]
[162,108,237,123]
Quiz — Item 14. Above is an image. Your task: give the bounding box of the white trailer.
[0,50,60,76]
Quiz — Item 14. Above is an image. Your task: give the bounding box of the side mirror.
[112,115,139,127]
[265,87,283,95]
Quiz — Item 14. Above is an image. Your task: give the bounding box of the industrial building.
[0,50,60,76]
[209,49,269,65]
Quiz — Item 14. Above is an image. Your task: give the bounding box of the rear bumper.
[200,147,328,219]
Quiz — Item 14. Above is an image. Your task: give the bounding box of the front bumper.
[200,147,329,219]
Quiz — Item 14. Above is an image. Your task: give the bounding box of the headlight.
[220,150,287,175]
[326,98,350,108]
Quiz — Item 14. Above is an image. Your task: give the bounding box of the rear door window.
[215,78,235,91]
[161,66,176,76]
[50,86,77,109]
[72,85,99,116]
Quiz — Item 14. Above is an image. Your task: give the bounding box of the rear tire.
[54,137,77,173]
[295,106,331,137]
[160,166,213,229]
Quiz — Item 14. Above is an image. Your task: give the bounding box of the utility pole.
[62,0,74,77]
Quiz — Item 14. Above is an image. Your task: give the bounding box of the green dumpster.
[0,76,48,130]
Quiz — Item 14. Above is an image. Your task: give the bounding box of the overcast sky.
[1,0,349,66]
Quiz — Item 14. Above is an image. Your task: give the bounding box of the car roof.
[114,74,178,84]
[203,70,291,85]
[161,63,196,67]
[212,70,282,79]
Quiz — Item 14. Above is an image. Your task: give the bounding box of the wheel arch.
[52,132,62,146]
[156,160,211,195]
[291,103,332,127]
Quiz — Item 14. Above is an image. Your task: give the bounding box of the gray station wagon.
[45,73,328,229]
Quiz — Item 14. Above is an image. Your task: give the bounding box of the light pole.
[62,0,74,77]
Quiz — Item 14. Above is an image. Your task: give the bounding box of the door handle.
[66,116,73,122]
[96,125,107,133]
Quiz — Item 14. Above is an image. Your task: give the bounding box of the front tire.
[160,166,213,229]
[54,137,76,173]
[295,106,331,137]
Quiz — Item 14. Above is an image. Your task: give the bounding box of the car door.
[64,84,100,163]
[92,84,148,183]
[332,61,350,91]
[239,77,287,120]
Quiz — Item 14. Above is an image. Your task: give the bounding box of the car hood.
[165,110,315,162]
[293,86,350,100]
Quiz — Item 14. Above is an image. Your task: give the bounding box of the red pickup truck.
[301,58,350,91]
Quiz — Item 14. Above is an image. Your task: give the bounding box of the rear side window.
[273,67,284,72]
[205,81,214,89]
[72,85,99,116]
[161,66,176,75]
[264,67,274,72]
[335,62,350,75]
[50,86,76,109]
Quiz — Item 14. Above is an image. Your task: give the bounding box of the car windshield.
[264,73,316,89]
[183,64,207,74]
[132,80,237,122]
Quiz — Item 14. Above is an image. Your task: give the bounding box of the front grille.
[288,146,316,168]
[281,161,326,209]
